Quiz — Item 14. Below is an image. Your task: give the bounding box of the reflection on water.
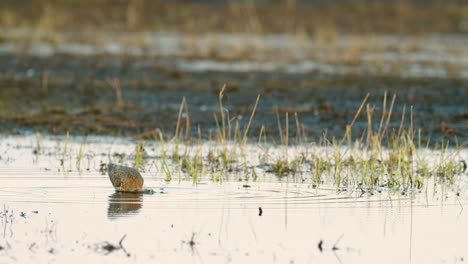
[107,192,143,219]
[0,135,467,263]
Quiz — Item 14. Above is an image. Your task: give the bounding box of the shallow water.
[0,135,467,263]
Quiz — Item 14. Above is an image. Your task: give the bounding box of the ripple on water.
[1,134,467,264]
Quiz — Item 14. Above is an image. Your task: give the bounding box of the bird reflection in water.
[107,192,143,219]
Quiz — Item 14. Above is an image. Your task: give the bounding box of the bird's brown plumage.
[107,163,144,192]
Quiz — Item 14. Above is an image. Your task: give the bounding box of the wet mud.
[0,53,466,144]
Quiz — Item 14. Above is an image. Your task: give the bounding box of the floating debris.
[182,232,197,251]
[101,234,130,257]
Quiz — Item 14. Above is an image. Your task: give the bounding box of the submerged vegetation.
[40,88,466,196]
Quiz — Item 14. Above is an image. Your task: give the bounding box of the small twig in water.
[188,232,196,249]
[333,234,344,251]
[119,234,130,256]
[101,234,130,257]
[28,242,36,252]
[182,232,198,252]
[457,197,464,212]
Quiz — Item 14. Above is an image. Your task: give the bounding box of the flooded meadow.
[1,43,467,263]
[0,127,467,263]
[1,1,468,263]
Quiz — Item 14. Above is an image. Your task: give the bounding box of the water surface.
[0,135,467,263]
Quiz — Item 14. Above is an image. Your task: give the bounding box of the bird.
[107,163,153,193]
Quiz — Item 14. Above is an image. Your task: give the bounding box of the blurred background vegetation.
[1,0,467,35]
[0,1,466,140]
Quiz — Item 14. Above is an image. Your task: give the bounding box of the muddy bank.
[0,53,466,144]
